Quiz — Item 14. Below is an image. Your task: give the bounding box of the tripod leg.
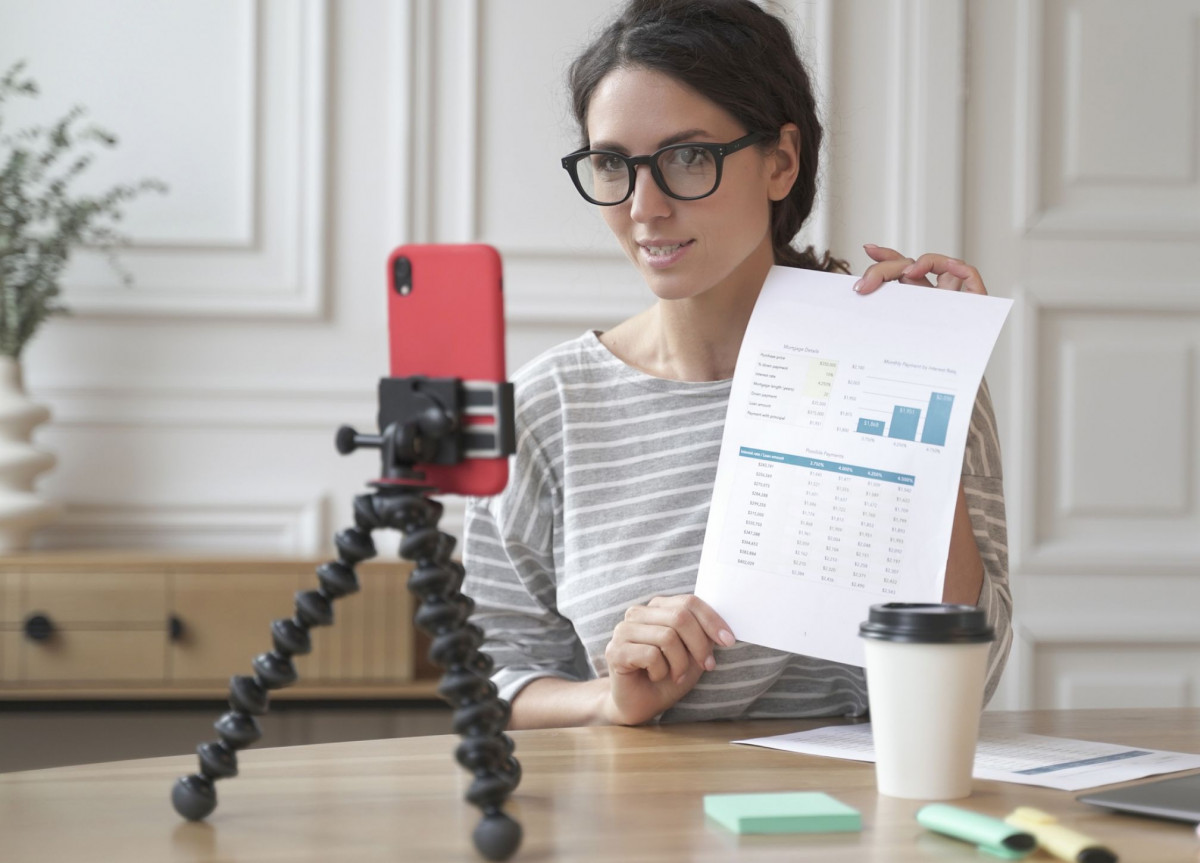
[170,498,378,821]
[170,484,523,861]
[374,490,523,861]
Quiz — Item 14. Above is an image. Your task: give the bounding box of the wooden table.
[2,709,1198,862]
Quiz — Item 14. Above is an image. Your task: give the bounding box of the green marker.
[917,803,1037,859]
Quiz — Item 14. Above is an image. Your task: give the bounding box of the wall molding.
[65,0,330,320]
[1013,0,1045,236]
[776,0,833,256]
[886,0,967,256]
[1015,280,1200,312]
[1012,620,1200,709]
[406,0,481,244]
[1008,284,1200,578]
[36,384,377,430]
[1016,545,1200,578]
[1056,671,1191,710]
[388,0,416,245]
[1011,624,1038,709]
[1013,0,1200,238]
[33,496,330,556]
[109,0,259,252]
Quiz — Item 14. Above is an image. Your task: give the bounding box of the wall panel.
[0,0,330,317]
[1017,0,1200,236]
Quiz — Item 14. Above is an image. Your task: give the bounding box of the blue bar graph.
[920,392,954,446]
[888,405,921,441]
[857,418,885,436]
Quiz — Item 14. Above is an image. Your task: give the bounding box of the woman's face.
[584,66,789,304]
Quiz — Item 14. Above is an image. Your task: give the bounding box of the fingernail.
[863,243,877,250]
[705,655,716,671]
[676,675,686,685]
[901,265,914,277]
[852,279,863,293]
[718,629,735,646]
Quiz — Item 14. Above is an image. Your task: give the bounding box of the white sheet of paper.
[733,724,1200,791]
[694,267,1012,666]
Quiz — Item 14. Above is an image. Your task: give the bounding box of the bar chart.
[854,379,956,447]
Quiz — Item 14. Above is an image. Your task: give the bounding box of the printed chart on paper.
[696,268,1012,666]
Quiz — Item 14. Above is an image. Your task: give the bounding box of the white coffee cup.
[859,603,993,800]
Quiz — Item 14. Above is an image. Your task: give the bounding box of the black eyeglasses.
[560,131,766,206]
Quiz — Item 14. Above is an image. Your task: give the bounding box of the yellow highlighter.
[1004,807,1117,863]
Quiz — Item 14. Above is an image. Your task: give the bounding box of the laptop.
[1077,771,1200,823]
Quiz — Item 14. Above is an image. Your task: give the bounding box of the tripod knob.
[23,613,55,642]
[336,425,383,455]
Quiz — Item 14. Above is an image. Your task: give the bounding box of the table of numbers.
[723,446,915,595]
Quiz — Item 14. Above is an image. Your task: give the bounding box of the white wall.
[0,0,955,552]
[2,0,1195,709]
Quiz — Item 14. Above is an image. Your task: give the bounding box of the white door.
[965,0,1200,709]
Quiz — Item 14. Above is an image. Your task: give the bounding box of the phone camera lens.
[393,256,413,295]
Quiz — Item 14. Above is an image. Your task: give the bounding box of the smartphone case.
[385,243,509,496]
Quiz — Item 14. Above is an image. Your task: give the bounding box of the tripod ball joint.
[171,774,217,822]
[335,524,376,563]
[229,675,270,715]
[474,813,523,862]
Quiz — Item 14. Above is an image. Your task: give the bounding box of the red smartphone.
[385,243,509,496]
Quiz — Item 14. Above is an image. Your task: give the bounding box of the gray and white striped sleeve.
[462,433,584,704]
[962,378,1012,705]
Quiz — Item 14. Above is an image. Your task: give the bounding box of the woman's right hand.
[601,594,735,726]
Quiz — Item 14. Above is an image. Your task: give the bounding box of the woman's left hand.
[853,244,988,296]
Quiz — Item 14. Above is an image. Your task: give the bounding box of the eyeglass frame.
[560,131,768,206]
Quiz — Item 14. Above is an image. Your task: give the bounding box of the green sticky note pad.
[703,792,862,835]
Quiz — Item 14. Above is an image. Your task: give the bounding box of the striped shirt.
[463,330,1012,721]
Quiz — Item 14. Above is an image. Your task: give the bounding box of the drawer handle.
[169,614,186,642]
[23,613,55,643]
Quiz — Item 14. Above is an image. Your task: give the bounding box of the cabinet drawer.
[300,565,414,684]
[1,631,17,681]
[170,570,303,683]
[18,631,167,683]
[23,571,167,626]
[171,566,415,685]
[0,572,18,626]
[0,555,428,698]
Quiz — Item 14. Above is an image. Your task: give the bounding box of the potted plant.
[0,61,165,551]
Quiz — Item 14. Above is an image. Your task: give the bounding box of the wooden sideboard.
[0,553,440,701]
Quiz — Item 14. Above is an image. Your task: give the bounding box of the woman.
[462,0,1011,729]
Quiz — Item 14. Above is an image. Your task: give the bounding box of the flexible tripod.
[171,375,523,861]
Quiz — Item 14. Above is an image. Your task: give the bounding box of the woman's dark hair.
[568,0,847,273]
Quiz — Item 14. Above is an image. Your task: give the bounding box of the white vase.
[0,357,61,552]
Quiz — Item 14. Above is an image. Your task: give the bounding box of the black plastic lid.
[858,603,994,644]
